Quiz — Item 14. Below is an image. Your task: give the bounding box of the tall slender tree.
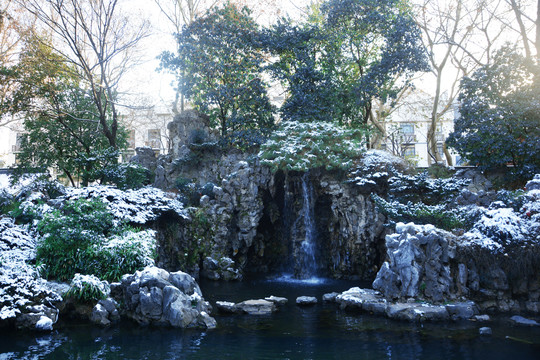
[19,0,149,148]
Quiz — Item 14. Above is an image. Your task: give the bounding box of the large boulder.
[116,266,215,329]
[373,222,456,302]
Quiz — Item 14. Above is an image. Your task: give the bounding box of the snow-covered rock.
[463,207,537,250]
[0,217,62,330]
[116,266,215,329]
[296,296,317,306]
[372,222,456,302]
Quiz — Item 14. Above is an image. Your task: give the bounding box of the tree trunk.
[534,0,540,63]
[443,142,453,166]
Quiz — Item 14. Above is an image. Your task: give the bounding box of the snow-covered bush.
[36,198,156,281]
[0,189,14,214]
[62,185,187,224]
[372,194,481,231]
[387,172,470,205]
[259,121,369,172]
[65,274,110,302]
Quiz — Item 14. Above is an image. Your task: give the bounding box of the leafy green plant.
[35,199,154,282]
[64,274,110,302]
[259,121,370,172]
[372,194,480,231]
[387,172,470,206]
[182,208,214,270]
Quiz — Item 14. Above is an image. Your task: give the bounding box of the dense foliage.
[259,121,369,172]
[262,0,428,127]
[64,274,110,302]
[372,172,476,231]
[161,2,275,147]
[35,199,155,282]
[447,46,540,179]
[3,36,132,187]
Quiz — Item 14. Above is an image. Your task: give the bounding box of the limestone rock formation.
[373,222,456,302]
[115,266,215,329]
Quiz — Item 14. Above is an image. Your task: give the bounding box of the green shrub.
[64,274,110,302]
[35,199,155,282]
[372,194,480,231]
[97,162,151,190]
[0,190,15,215]
[76,148,150,189]
[387,172,470,206]
[259,121,370,172]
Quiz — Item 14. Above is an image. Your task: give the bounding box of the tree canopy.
[161,2,275,147]
[447,46,540,179]
[262,0,428,139]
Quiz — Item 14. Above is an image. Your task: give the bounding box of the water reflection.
[2,278,540,359]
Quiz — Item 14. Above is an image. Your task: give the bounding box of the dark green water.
[1,278,539,359]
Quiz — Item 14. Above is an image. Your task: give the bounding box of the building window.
[127,129,136,149]
[400,123,414,135]
[147,129,161,149]
[400,123,416,143]
[403,145,415,157]
[437,144,445,157]
[12,133,24,153]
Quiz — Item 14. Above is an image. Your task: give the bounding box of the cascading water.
[272,171,322,284]
[294,172,318,279]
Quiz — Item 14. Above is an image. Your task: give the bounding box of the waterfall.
[295,172,318,279]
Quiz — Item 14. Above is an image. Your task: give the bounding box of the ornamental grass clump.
[64,273,110,302]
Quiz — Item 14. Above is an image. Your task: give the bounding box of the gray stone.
[296,296,318,306]
[215,301,239,314]
[197,311,217,329]
[98,298,118,314]
[139,268,170,289]
[479,327,492,335]
[335,287,387,315]
[386,303,449,322]
[90,304,111,327]
[445,302,478,320]
[166,292,197,327]
[139,287,163,319]
[322,292,339,302]
[169,272,199,296]
[130,147,157,173]
[116,266,215,329]
[235,299,276,315]
[473,314,491,322]
[510,315,540,326]
[265,296,288,305]
[373,223,456,302]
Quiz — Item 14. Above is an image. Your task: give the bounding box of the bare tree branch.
[18,0,150,148]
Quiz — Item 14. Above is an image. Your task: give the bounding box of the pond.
[1,277,539,360]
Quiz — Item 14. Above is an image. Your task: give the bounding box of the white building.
[0,105,173,169]
[379,99,463,168]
